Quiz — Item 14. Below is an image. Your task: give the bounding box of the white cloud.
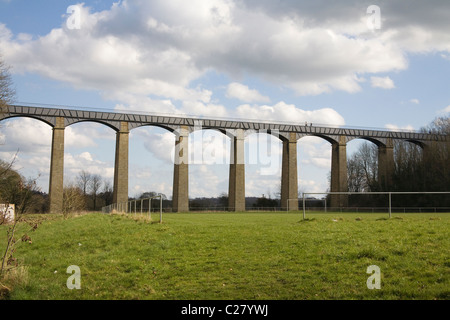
[190,130,230,165]
[65,126,98,149]
[299,179,326,194]
[385,124,415,132]
[189,164,228,198]
[244,172,280,198]
[135,129,176,163]
[112,95,180,116]
[226,82,270,103]
[3,0,449,103]
[181,101,228,118]
[234,102,345,126]
[0,0,417,104]
[79,152,93,162]
[439,105,450,114]
[245,134,282,176]
[410,98,420,104]
[0,118,52,154]
[370,76,395,89]
[299,136,331,169]
[64,152,114,180]
[135,126,232,167]
[3,0,450,102]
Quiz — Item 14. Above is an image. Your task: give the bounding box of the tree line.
[346,116,450,208]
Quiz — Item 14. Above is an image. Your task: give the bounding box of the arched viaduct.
[1,105,447,213]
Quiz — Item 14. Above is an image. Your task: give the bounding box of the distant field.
[1,211,449,300]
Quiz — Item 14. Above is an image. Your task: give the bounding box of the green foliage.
[0,215,42,298]
[0,160,47,214]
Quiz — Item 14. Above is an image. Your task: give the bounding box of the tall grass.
[0,212,448,300]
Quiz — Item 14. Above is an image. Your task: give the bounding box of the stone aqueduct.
[1,105,447,213]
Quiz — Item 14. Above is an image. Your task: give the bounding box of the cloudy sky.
[0,0,449,200]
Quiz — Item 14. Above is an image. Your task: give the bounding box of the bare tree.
[0,56,17,184]
[0,56,15,109]
[76,170,92,197]
[101,180,113,207]
[347,142,378,192]
[62,184,86,217]
[90,174,102,211]
[347,157,365,192]
[347,116,449,207]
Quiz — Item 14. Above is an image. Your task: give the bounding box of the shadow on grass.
[298,218,317,223]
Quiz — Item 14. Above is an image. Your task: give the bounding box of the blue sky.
[1,0,449,200]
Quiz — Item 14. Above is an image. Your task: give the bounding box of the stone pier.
[330,136,348,208]
[228,129,245,211]
[378,138,394,190]
[113,121,129,207]
[281,133,298,211]
[172,126,189,212]
[49,117,65,213]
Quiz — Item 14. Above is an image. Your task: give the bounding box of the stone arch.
[65,119,120,132]
[244,128,289,142]
[350,136,386,147]
[0,114,55,128]
[129,123,177,134]
[405,139,426,149]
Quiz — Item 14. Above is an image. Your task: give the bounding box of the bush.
[62,185,86,217]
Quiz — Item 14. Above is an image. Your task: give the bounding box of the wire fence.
[102,195,164,223]
[102,204,450,214]
[300,191,450,219]
[100,191,449,220]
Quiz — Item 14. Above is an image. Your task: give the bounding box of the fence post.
[388,192,392,219]
[149,198,151,220]
[160,195,163,224]
[302,193,306,220]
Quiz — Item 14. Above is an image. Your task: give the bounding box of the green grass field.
[1,211,449,300]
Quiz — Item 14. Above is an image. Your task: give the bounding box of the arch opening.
[244,131,283,203]
[0,117,53,213]
[64,121,116,211]
[188,128,231,210]
[127,125,175,207]
[297,136,332,196]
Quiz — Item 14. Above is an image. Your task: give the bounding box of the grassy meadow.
[0,211,448,300]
